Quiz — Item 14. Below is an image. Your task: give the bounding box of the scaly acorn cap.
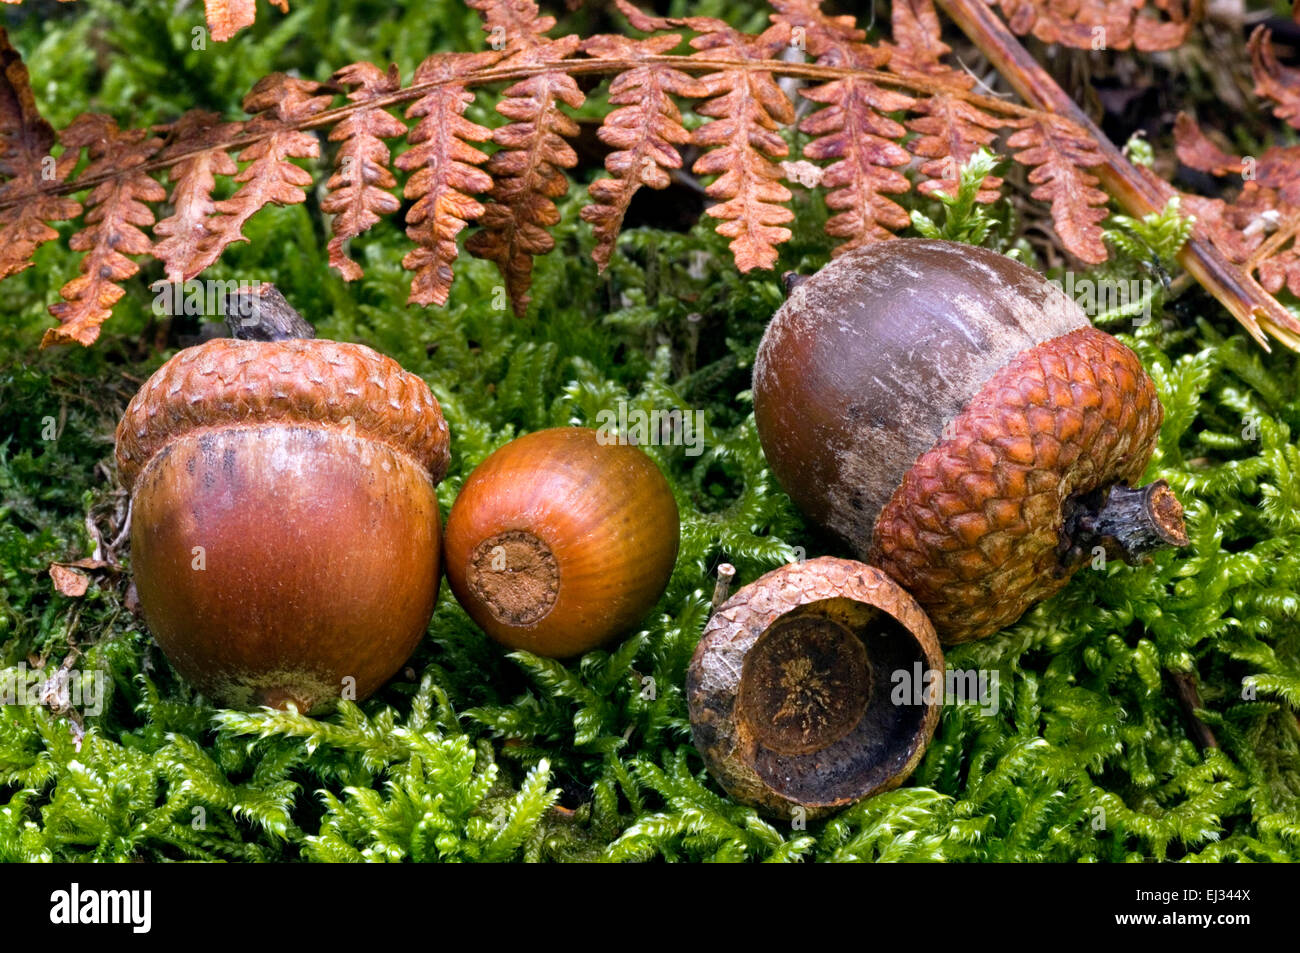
[115,337,450,489]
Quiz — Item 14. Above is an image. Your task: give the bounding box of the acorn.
[443,427,680,657]
[115,330,449,713]
[754,239,1188,643]
[688,556,944,818]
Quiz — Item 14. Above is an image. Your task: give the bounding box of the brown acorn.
[688,556,944,818]
[754,239,1188,643]
[115,336,449,712]
[442,427,679,657]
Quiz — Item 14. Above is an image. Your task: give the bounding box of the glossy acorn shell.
[754,239,1165,643]
[688,556,944,818]
[442,427,680,657]
[115,337,450,713]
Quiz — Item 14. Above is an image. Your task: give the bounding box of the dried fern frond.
[321,63,407,282]
[889,0,1005,203]
[204,0,289,41]
[463,0,585,315]
[799,67,915,253]
[0,28,81,281]
[768,1,914,255]
[394,52,497,306]
[152,110,241,283]
[1169,29,1300,303]
[1172,112,1241,178]
[4,0,1300,351]
[43,116,165,347]
[1249,26,1300,132]
[1175,111,1300,299]
[579,31,706,271]
[989,0,1194,52]
[938,0,1300,350]
[2,0,289,41]
[620,2,797,272]
[183,74,333,280]
[1007,117,1111,263]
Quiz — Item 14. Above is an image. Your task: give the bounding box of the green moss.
[2,0,1298,862]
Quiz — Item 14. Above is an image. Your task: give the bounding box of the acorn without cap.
[754,239,1188,643]
[688,556,944,818]
[116,333,449,713]
[442,427,680,657]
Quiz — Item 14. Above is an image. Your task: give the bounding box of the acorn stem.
[710,563,736,613]
[220,283,316,341]
[780,272,809,297]
[1061,480,1189,567]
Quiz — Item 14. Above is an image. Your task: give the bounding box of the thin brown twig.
[710,563,736,614]
[1169,670,1220,750]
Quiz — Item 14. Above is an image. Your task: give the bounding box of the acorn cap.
[868,325,1165,642]
[688,556,944,818]
[115,338,450,489]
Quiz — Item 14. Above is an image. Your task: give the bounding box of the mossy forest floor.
[2,0,1300,861]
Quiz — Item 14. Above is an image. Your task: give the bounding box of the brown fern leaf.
[184,73,332,280]
[800,74,914,252]
[1253,219,1300,296]
[692,30,797,272]
[766,2,915,253]
[1172,114,1300,296]
[463,1,584,315]
[767,0,868,56]
[321,63,407,282]
[204,0,289,42]
[889,0,1008,202]
[1177,190,1266,265]
[1249,27,1300,132]
[1185,184,1300,297]
[152,110,241,283]
[466,0,559,55]
[393,52,497,307]
[0,28,81,280]
[908,93,1007,200]
[1257,146,1300,208]
[1173,112,1243,177]
[43,115,165,348]
[990,0,1192,53]
[205,0,257,41]
[1007,117,1109,263]
[463,63,583,314]
[1257,236,1300,297]
[889,0,952,70]
[579,33,705,270]
[620,3,797,271]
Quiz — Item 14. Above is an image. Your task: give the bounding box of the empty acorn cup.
[688,556,944,818]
